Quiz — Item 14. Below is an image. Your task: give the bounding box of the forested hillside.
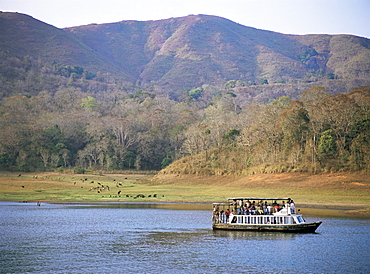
[0,12,369,173]
[0,83,369,173]
[160,85,370,175]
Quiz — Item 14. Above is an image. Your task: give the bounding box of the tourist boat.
[212,197,322,233]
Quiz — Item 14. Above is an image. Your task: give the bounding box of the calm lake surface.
[1,202,369,274]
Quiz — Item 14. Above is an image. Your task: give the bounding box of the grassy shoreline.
[1,171,369,217]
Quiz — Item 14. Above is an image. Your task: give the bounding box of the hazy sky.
[1,0,369,38]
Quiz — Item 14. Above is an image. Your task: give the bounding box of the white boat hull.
[212,221,322,233]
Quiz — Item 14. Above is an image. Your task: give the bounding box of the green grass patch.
[0,172,369,215]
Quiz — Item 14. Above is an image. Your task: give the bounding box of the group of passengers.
[231,199,296,215]
[213,199,296,222]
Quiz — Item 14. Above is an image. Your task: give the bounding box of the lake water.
[1,202,369,274]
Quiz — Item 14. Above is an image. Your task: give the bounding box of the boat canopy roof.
[227,197,291,201]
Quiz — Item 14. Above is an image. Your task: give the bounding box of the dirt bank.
[1,171,369,216]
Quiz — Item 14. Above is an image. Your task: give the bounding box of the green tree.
[188,88,203,100]
[259,79,269,85]
[349,117,370,170]
[222,129,241,144]
[80,96,98,111]
[318,129,336,157]
[280,100,310,166]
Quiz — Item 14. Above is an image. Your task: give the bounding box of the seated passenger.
[249,205,256,215]
[274,204,280,212]
[263,203,268,214]
[267,204,272,215]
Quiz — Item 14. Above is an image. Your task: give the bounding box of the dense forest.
[0,55,369,173]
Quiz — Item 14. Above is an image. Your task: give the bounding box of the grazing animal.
[21,186,25,188]
[118,191,121,195]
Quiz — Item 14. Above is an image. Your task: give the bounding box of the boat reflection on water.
[212,229,301,240]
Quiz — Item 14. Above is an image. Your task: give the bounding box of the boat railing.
[213,212,302,225]
[213,208,302,224]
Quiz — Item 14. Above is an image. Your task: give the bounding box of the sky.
[1,0,369,38]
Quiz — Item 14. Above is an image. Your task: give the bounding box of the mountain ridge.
[0,12,133,81]
[1,12,370,92]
